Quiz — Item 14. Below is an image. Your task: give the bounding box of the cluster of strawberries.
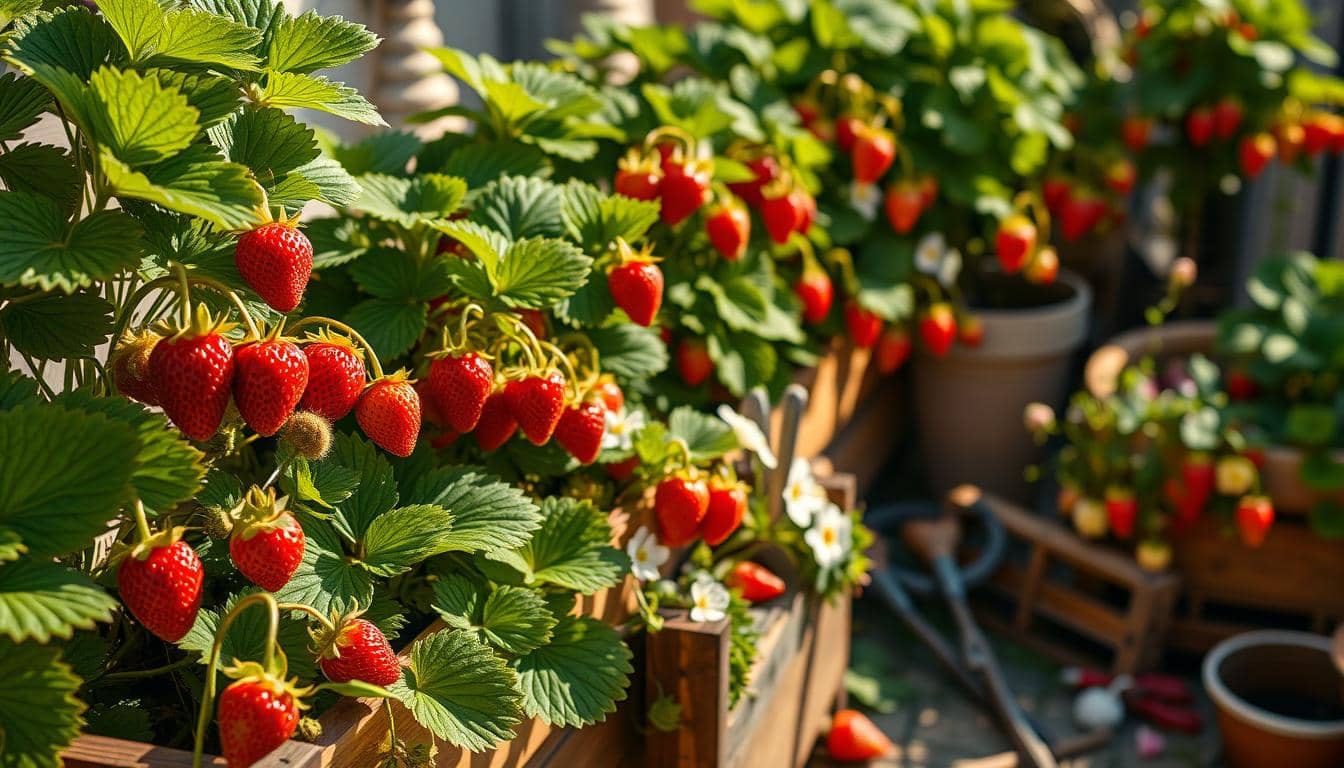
[995,206,1061,284]
[653,470,750,549]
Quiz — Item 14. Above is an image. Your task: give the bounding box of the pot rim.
[969,268,1093,322]
[1202,629,1344,739]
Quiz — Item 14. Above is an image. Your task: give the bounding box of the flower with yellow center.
[626,525,668,582]
[689,576,729,623]
[804,502,852,569]
[601,407,645,451]
[783,457,828,528]
[914,232,947,275]
[849,182,881,221]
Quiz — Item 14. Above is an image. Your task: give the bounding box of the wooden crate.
[973,495,1181,675]
[766,339,881,462]
[822,375,902,495]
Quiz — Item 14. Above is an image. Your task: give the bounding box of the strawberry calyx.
[126,524,189,562]
[222,658,315,710]
[366,367,414,393]
[301,328,365,365]
[229,486,293,541]
[609,237,660,270]
[307,604,371,662]
[157,302,238,343]
[246,205,304,231]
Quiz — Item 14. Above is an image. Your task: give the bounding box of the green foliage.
[392,628,525,752]
[512,616,633,727]
[0,638,85,768]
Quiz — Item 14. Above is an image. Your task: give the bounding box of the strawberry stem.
[193,592,281,768]
[277,601,336,632]
[455,303,484,353]
[540,340,581,401]
[172,262,192,328]
[495,313,542,371]
[132,499,151,544]
[288,316,384,379]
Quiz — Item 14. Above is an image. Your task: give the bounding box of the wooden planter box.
[765,339,882,462]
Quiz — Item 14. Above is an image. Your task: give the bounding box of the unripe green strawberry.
[229,487,305,592]
[235,217,313,313]
[312,614,401,687]
[233,333,308,437]
[117,528,203,643]
[356,372,421,457]
[149,304,236,442]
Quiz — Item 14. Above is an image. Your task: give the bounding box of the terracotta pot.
[1204,630,1344,768]
[913,270,1092,502]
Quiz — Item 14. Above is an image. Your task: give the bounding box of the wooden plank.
[644,612,732,768]
[823,376,902,494]
[1013,546,1048,632]
[61,735,322,768]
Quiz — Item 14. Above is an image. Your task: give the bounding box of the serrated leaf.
[272,517,374,616]
[61,631,109,680]
[440,142,548,189]
[355,173,466,228]
[668,405,737,461]
[344,298,426,360]
[332,131,421,175]
[289,156,362,207]
[267,11,378,74]
[0,0,41,28]
[0,560,116,643]
[0,73,50,142]
[0,370,40,411]
[257,70,385,126]
[490,237,591,309]
[431,575,556,655]
[100,145,265,230]
[152,7,264,69]
[141,71,235,129]
[0,191,144,293]
[557,270,615,326]
[0,143,81,211]
[209,106,318,185]
[0,638,85,768]
[405,466,541,554]
[0,290,112,360]
[393,629,523,752]
[324,432,398,541]
[471,175,564,240]
[189,0,285,50]
[349,247,451,301]
[306,215,369,269]
[180,589,317,681]
[492,496,625,594]
[5,7,126,81]
[86,67,200,167]
[360,504,455,576]
[96,0,170,62]
[587,323,668,381]
[512,615,632,727]
[561,180,659,253]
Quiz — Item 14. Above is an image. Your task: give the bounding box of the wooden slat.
[644,612,732,768]
[62,735,323,768]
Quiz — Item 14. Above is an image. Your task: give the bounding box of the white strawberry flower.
[783,457,828,528]
[626,525,668,582]
[938,247,962,288]
[689,576,730,623]
[914,232,947,275]
[804,502,852,569]
[601,407,645,451]
[717,404,777,468]
[850,182,881,221]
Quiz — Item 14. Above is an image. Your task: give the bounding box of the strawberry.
[504,371,566,445]
[614,148,662,201]
[229,487,305,592]
[235,218,313,313]
[355,372,421,457]
[793,188,817,234]
[659,157,711,226]
[1185,107,1214,148]
[474,390,518,451]
[794,268,834,324]
[918,175,939,210]
[1043,175,1072,213]
[608,253,663,327]
[726,560,786,603]
[110,330,161,406]
[420,379,448,432]
[1105,487,1138,539]
[844,302,882,349]
[217,666,305,767]
[1181,453,1215,510]
[1122,115,1153,153]
[233,334,308,437]
[761,188,803,244]
[1238,133,1276,179]
[1059,190,1106,241]
[1303,113,1334,156]
[554,399,607,464]
[1025,246,1060,285]
[149,304,236,441]
[918,303,956,357]
[298,333,366,422]
[728,155,779,207]
[1226,369,1259,401]
[676,338,714,387]
[958,315,984,348]
[835,115,866,152]
[518,308,548,340]
[655,475,710,547]
[850,125,896,184]
[117,529,203,643]
[874,326,912,373]
[705,201,751,260]
[604,455,641,482]
[701,480,748,546]
[423,352,493,433]
[1105,158,1137,196]
[1163,478,1202,534]
[995,214,1037,274]
[313,613,401,686]
[828,709,895,762]
[1212,98,1243,140]
[593,378,624,412]
[883,180,924,234]
[1236,495,1274,547]
[1276,121,1306,164]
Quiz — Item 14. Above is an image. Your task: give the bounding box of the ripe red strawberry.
[850,125,896,184]
[1276,121,1306,164]
[609,258,663,327]
[149,305,236,441]
[1105,158,1137,196]
[995,214,1037,274]
[229,488,305,592]
[1122,115,1153,153]
[835,115,866,152]
[918,175,939,210]
[727,560,786,603]
[217,669,303,767]
[1303,113,1334,156]
[1236,495,1274,547]
[655,475,710,547]
[604,455,641,482]
[518,308,548,340]
[676,338,714,387]
[235,219,313,313]
[795,268,834,325]
[1163,478,1202,534]
[659,158,711,226]
[1185,107,1214,148]
[918,303,957,357]
[1226,369,1259,401]
[1059,190,1106,241]
[761,188,803,244]
[883,181,924,234]
[1181,453,1215,510]
[614,148,662,201]
[233,335,308,437]
[1025,246,1060,285]
[423,352,493,433]
[593,379,624,412]
[828,709,895,762]
[355,373,421,457]
[1239,133,1277,179]
[1212,98,1244,140]
[504,371,566,445]
[1105,487,1138,539]
[727,155,779,207]
[958,315,984,348]
[554,399,607,464]
[701,480,748,546]
[474,390,518,451]
[874,326,912,374]
[844,302,883,349]
[110,330,161,406]
[298,333,366,422]
[1043,175,1072,213]
[705,201,750,260]
[117,531,203,643]
[315,615,401,686]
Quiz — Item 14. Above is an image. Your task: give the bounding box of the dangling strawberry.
[504,371,566,445]
[608,243,663,327]
[233,330,309,437]
[312,608,401,686]
[474,390,518,451]
[518,308,548,340]
[614,148,663,201]
[1212,98,1243,140]
[659,155,711,226]
[917,175,939,210]
[828,709,896,762]
[918,303,957,357]
[1025,246,1060,285]
[794,268,834,325]
[235,215,313,313]
[844,302,883,349]
[1239,132,1277,179]
[705,200,750,261]
[1235,495,1274,547]
[1105,158,1137,197]
[150,304,236,442]
[593,378,624,412]
[995,214,1037,274]
[1043,175,1072,213]
[118,527,203,643]
[1276,121,1306,164]
[874,326,912,374]
[676,338,714,387]
[850,125,896,184]
[958,315,984,348]
[1181,453,1215,510]
[726,560,786,602]
[792,188,817,234]
[217,662,310,768]
[298,331,366,422]
[110,329,161,406]
[1185,106,1214,148]
[423,352,493,433]
[1105,487,1138,539]
[835,115,866,152]
[1059,189,1106,241]
[1304,113,1335,156]
[883,180,924,234]
[700,479,748,546]
[727,154,779,207]
[554,399,607,464]
[655,474,710,547]
[604,455,641,482]
[355,372,421,457]
[229,486,305,592]
[761,187,803,244]
[1122,115,1153,153]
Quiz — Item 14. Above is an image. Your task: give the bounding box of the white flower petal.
[938,248,962,288]
[850,182,881,221]
[716,405,777,468]
[914,232,947,274]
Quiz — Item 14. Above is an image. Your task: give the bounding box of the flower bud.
[1023,402,1057,434]
[282,411,333,460]
[1216,455,1257,497]
[1170,257,1197,288]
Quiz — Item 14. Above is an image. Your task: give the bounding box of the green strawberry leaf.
[561,180,659,253]
[587,323,669,381]
[512,616,632,727]
[668,405,738,462]
[6,7,127,81]
[149,71,243,128]
[486,497,626,594]
[85,67,201,167]
[438,141,549,189]
[355,173,466,228]
[324,432,398,542]
[0,560,117,643]
[150,6,264,69]
[208,106,319,185]
[307,216,370,269]
[470,175,564,240]
[0,191,144,293]
[256,70,385,126]
[180,589,317,682]
[280,156,362,208]
[266,11,378,74]
[489,237,592,309]
[349,247,453,302]
[100,145,265,230]
[188,0,286,53]
[0,73,51,142]
[0,0,42,29]
[0,290,113,360]
[272,516,375,617]
[0,530,25,564]
[0,637,86,768]
[405,466,541,554]
[331,131,422,175]
[430,574,556,656]
[392,628,524,752]
[344,297,427,360]
[0,143,82,212]
[359,504,456,576]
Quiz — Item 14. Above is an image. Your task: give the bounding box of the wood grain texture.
[644,612,732,768]
[61,735,322,768]
[765,339,880,462]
